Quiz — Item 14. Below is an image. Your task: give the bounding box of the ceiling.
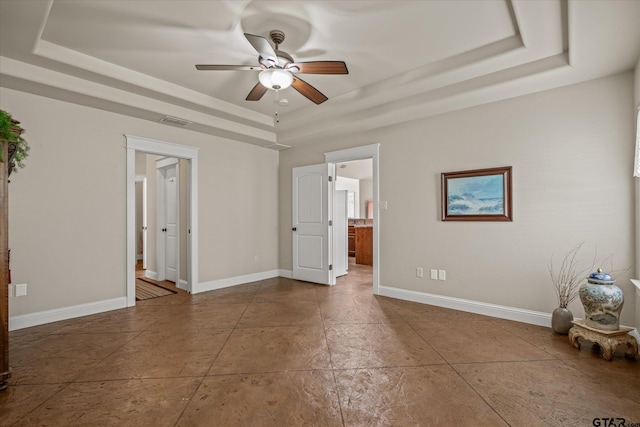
[1,1,639,149]
[337,159,373,181]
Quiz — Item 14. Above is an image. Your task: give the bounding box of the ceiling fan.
[196,30,348,105]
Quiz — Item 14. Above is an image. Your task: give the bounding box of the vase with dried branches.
[548,243,594,334]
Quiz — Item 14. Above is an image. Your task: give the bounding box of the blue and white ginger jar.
[578,268,624,331]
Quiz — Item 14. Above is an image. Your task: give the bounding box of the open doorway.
[335,158,374,281]
[133,154,189,300]
[126,135,199,307]
[325,144,380,294]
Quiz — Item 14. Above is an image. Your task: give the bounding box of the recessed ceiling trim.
[0,56,277,144]
[32,39,274,128]
[279,0,571,143]
[279,53,569,145]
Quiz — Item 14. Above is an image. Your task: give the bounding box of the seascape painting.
[441,166,512,221]
[447,175,504,215]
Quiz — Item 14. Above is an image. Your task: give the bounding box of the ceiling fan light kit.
[258,68,293,90]
[195,30,348,105]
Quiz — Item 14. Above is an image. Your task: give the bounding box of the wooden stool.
[568,319,638,361]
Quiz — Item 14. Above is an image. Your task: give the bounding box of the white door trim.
[125,134,199,307]
[325,143,380,294]
[333,190,348,277]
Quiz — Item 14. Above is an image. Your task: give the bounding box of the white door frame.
[134,175,148,269]
[333,190,348,277]
[325,143,380,294]
[155,157,179,285]
[125,134,199,307]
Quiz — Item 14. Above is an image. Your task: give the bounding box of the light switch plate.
[15,283,27,296]
[430,269,438,280]
[438,270,446,281]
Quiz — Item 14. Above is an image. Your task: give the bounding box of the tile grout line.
[316,283,347,427]
[9,382,73,426]
[172,279,263,426]
[389,304,513,426]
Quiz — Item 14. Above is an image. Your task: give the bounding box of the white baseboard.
[379,286,551,327]
[194,269,282,294]
[144,270,187,290]
[279,269,293,279]
[7,279,555,332]
[8,297,128,331]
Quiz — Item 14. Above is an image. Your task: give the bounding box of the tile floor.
[1,261,639,426]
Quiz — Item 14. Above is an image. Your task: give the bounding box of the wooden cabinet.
[355,226,373,266]
[1,143,10,391]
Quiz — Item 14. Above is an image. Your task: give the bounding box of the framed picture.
[441,166,512,221]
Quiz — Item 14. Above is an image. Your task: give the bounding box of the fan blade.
[196,65,261,71]
[244,33,278,66]
[246,82,268,101]
[288,61,348,75]
[292,76,328,105]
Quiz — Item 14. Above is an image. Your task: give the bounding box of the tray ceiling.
[1,0,639,148]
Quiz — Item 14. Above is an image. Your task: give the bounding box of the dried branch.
[549,243,595,308]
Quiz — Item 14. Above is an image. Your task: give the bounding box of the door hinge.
[329,264,333,271]
[329,220,333,226]
[328,176,333,182]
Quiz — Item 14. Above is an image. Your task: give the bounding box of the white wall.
[2,87,279,318]
[635,56,640,108]
[335,176,359,218]
[360,179,373,218]
[134,152,146,258]
[279,72,637,326]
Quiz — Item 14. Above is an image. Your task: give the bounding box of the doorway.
[134,175,147,270]
[125,134,199,307]
[325,144,380,294]
[335,158,374,278]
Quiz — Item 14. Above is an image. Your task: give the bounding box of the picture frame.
[441,166,512,221]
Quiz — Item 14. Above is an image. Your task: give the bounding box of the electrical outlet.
[416,267,423,278]
[379,201,388,210]
[430,269,438,280]
[254,255,259,262]
[438,270,446,281]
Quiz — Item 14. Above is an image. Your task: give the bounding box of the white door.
[333,190,348,277]
[141,177,147,270]
[164,168,178,282]
[292,163,335,285]
[156,158,179,283]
